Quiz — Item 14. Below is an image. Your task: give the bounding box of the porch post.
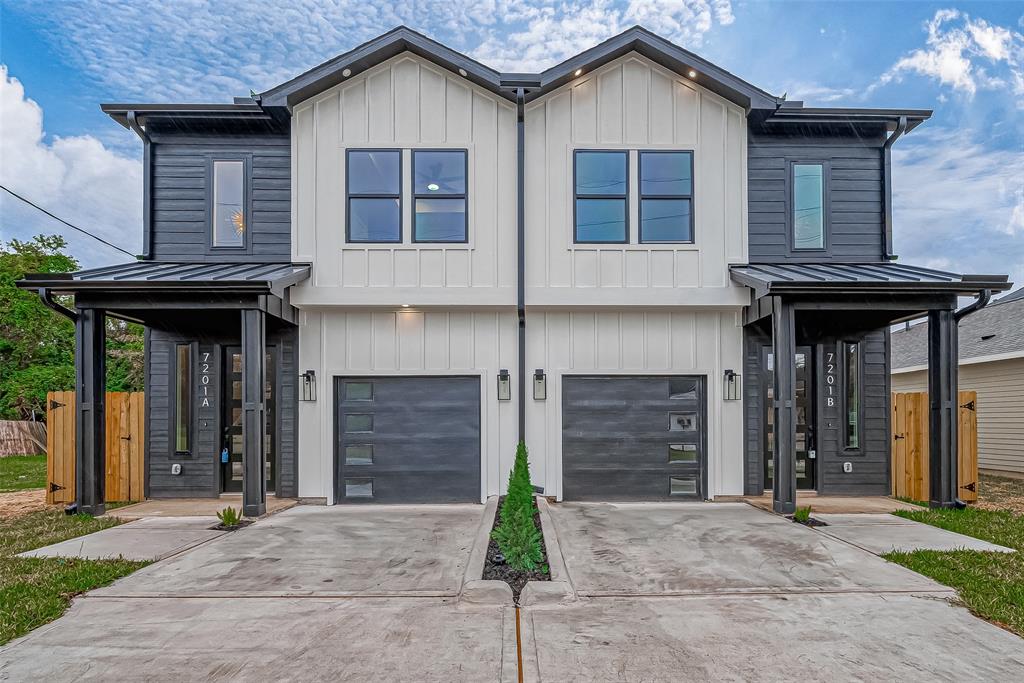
[75,307,106,516]
[241,308,267,517]
[771,298,797,514]
[927,308,958,508]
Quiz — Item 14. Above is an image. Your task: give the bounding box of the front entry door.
[764,346,816,490]
[222,346,276,493]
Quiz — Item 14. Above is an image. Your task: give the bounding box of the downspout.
[516,87,526,444]
[38,288,78,322]
[955,288,992,322]
[881,115,908,261]
[127,111,152,260]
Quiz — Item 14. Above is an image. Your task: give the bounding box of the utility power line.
[1,185,136,258]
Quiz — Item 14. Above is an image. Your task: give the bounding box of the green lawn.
[0,454,47,492]
[0,509,148,644]
[885,506,1024,637]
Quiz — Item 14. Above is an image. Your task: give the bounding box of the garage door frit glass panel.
[562,376,705,500]
[336,376,480,503]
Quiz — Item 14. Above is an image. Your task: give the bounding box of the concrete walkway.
[814,513,1016,554]
[527,502,1024,680]
[1,504,515,682]
[18,516,225,561]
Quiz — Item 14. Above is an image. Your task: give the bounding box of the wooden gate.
[891,390,978,503]
[45,391,145,504]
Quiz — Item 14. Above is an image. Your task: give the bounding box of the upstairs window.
[792,162,825,250]
[639,151,693,243]
[574,150,628,243]
[347,150,401,242]
[212,160,245,248]
[413,150,467,242]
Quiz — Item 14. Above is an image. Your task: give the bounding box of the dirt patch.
[482,497,550,601]
[0,489,53,520]
[976,474,1024,516]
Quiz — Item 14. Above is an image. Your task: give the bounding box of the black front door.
[222,346,276,493]
[764,346,816,490]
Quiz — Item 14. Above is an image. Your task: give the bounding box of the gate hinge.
[960,400,976,411]
[49,482,65,493]
[961,481,977,493]
[893,434,905,440]
[49,399,66,410]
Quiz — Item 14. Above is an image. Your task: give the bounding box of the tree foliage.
[0,235,144,419]
[492,441,544,571]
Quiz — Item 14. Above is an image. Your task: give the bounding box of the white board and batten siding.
[290,53,518,307]
[524,54,750,307]
[298,309,519,502]
[893,358,1024,475]
[526,310,746,499]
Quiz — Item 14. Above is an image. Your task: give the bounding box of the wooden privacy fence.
[46,391,145,504]
[891,390,978,503]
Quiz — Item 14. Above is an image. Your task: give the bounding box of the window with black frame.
[844,341,860,449]
[174,344,192,454]
[792,162,825,250]
[574,150,628,243]
[639,151,693,243]
[413,150,467,242]
[347,149,401,242]
[212,160,245,248]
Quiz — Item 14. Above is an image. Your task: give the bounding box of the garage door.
[562,376,706,500]
[336,376,481,503]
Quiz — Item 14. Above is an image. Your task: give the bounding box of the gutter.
[126,111,153,260]
[955,288,992,322]
[515,87,526,443]
[38,288,78,322]
[881,115,908,261]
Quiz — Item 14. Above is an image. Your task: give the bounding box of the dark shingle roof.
[891,289,1024,369]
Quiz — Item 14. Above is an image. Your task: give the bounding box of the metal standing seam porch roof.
[18,261,311,299]
[730,262,1011,300]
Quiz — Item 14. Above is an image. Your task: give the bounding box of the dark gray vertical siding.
[748,131,885,263]
[144,323,298,499]
[742,325,891,496]
[150,134,291,261]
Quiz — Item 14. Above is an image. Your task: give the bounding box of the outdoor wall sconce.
[533,369,547,401]
[497,369,511,401]
[723,369,740,401]
[300,370,317,402]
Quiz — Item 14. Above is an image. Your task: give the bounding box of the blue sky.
[1,0,1021,287]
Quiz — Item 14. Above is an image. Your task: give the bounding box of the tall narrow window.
[213,160,245,247]
[844,342,860,449]
[639,151,693,243]
[792,163,824,250]
[347,150,401,242]
[175,344,192,454]
[413,150,468,242]
[574,150,628,243]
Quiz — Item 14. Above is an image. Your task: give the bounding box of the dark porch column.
[241,308,267,517]
[927,308,959,508]
[75,307,106,516]
[771,298,797,514]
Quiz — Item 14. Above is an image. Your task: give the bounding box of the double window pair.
[346,149,468,243]
[574,150,694,244]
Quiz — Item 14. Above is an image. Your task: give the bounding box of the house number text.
[199,352,213,409]
[824,351,837,408]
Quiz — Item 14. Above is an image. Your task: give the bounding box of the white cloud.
[9,0,734,97]
[876,9,1024,98]
[892,127,1024,286]
[0,66,142,267]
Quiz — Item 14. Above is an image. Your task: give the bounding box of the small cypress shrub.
[493,441,543,570]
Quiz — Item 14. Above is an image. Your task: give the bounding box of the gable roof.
[258,25,781,111]
[891,289,1024,370]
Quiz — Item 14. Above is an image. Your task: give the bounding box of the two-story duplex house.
[20,27,1008,518]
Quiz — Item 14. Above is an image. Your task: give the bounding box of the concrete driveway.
[1,504,517,682]
[523,502,1024,681]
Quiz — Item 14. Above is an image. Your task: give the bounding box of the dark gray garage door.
[335,376,481,503]
[562,376,706,500]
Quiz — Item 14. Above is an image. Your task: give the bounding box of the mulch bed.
[482,496,550,600]
[211,520,255,531]
[789,515,829,527]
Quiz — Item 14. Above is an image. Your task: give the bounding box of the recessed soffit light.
[342,68,352,78]
[574,68,583,77]
[427,183,440,191]
[687,69,697,79]
[458,68,468,77]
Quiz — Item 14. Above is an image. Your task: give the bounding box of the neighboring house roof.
[729,262,1009,299]
[891,288,1024,370]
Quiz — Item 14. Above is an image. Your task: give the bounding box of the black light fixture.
[497,369,511,401]
[723,369,740,401]
[533,369,547,400]
[301,370,317,402]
